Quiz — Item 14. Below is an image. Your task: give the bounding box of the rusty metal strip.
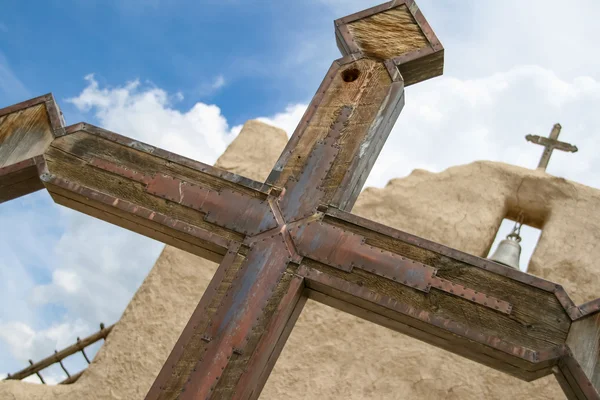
[430,276,512,315]
[201,188,277,235]
[383,58,402,82]
[278,106,353,223]
[40,173,232,251]
[575,298,600,320]
[405,0,443,51]
[335,22,359,56]
[145,243,241,400]
[555,286,583,321]
[289,220,362,272]
[290,220,436,292]
[558,351,600,400]
[44,94,66,137]
[297,265,547,364]
[89,158,277,235]
[232,273,306,399]
[148,175,277,236]
[181,238,291,399]
[325,207,560,293]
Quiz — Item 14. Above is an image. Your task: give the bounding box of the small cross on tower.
[525,123,578,171]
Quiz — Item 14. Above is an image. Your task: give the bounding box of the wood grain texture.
[567,313,600,390]
[0,104,53,168]
[0,94,64,202]
[151,247,247,400]
[267,57,402,213]
[347,5,428,60]
[396,47,444,86]
[43,129,259,260]
[293,214,573,381]
[0,158,45,203]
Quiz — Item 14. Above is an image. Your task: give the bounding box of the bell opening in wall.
[487,217,542,272]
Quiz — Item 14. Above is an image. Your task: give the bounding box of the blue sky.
[1,0,600,385]
[0,0,340,124]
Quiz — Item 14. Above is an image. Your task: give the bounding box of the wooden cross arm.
[526,134,579,153]
[289,207,600,398]
[39,122,278,263]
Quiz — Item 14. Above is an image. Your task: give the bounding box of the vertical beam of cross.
[525,123,578,171]
[144,2,443,399]
[148,51,406,400]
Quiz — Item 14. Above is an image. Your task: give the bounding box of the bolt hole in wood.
[341,68,360,82]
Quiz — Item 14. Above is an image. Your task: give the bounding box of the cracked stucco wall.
[2,120,599,399]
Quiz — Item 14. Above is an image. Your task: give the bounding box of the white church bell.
[489,219,523,270]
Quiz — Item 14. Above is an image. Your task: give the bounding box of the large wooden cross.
[1,2,599,399]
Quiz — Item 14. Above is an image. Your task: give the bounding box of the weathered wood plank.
[283,206,574,382]
[51,192,227,263]
[266,56,403,216]
[214,267,305,399]
[0,157,45,203]
[566,312,600,394]
[299,261,562,379]
[64,123,270,196]
[0,94,63,202]
[0,104,53,168]
[307,290,553,381]
[146,244,246,400]
[42,128,274,259]
[335,0,444,86]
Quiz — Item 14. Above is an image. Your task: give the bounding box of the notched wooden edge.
[554,347,600,400]
[333,0,443,86]
[0,93,65,136]
[0,93,66,201]
[298,263,567,367]
[62,122,272,195]
[334,0,444,55]
[570,297,600,321]
[325,208,582,301]
[326,207,600,323]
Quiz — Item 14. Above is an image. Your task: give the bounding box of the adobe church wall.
[2,120,598,399]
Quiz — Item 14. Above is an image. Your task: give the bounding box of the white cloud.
[211,74,226,90]
[0,320,90,365]
[370,65,600,190]
[313,0,600,82]
[68,74,235,165]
